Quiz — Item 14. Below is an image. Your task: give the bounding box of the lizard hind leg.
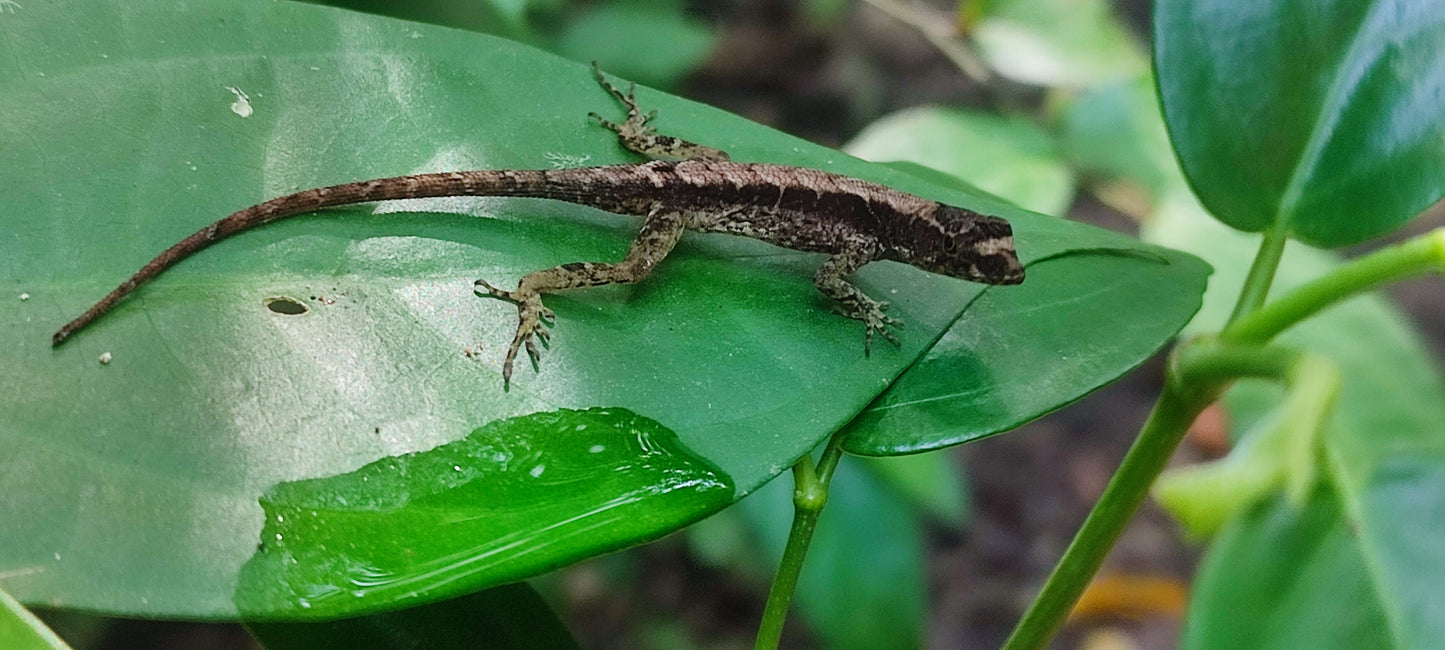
[588,62,730,162]
[474,209,688,385]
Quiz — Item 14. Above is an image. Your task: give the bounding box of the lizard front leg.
[476,208,687,384]
[588,62,731,162]
[813,240,902,354]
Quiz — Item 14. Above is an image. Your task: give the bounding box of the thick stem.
[1002,376,1216,650]
[1225,228,1445,344]
[1226,227,1289,325]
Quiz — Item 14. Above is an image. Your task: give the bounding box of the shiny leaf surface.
[844,247,1209,455]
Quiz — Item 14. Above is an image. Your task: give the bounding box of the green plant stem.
[1227,227,1289,325]
[1002,374,1216,650]
[1172,338,1299,383]
[1224,228,1445,344]
[755,437,842,650]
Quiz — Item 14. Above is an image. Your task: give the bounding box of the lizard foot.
[836,298,903,355]
[475,279,556,384]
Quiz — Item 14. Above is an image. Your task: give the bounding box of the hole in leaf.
[264,297,308,315]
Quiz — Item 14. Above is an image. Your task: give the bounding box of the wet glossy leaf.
[247,582,578,650]
[1146,194,1445,649]
[1155,0,1445,247]
[0,588,70,650]
[0,0,1191,620]
[236,408,730,618]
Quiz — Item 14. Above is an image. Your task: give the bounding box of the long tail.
[51,168,607,346]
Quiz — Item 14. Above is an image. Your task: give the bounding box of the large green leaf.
[0,0,1193,620]
[1155,0,1445,247]
[1146,195,1445,649]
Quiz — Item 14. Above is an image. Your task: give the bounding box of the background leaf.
[970,0,1147,89]
[1181,492,1392,650]
[1155,0,1445,246]
[845,106,1076,215]
[1146,193,1445,649]
[552,2,715,88]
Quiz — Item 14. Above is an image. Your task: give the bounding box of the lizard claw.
[474,278,513,300]
[846,298,903,356]
[476,278,556,386]
[499,295,553,385]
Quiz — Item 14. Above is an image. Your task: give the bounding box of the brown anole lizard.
[52,64,1025,383]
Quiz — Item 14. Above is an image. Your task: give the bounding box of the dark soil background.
[43,1,1444,649]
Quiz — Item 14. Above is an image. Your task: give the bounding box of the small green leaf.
[1155,0,1445,247]
[246,582,578,650]
[846,107,1076,215]
[0,588,71,650]
[236,408,731,619]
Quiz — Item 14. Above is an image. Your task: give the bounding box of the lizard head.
[906,205,1025,285]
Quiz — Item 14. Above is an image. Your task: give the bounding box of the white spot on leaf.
[226,86,253,118]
